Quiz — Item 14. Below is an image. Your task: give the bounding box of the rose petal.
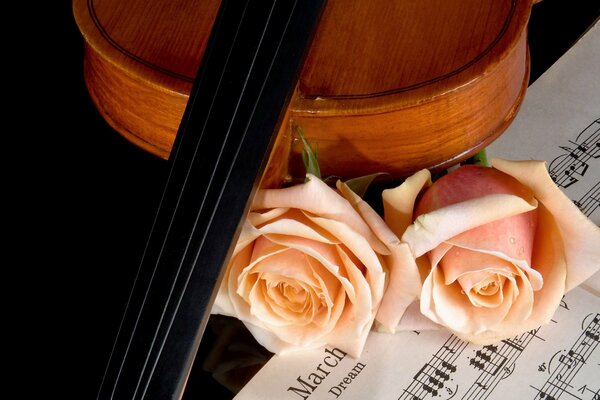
[238,245,349,346]
[261,235,356,300]
[440,247,517,285]
[445,244,543,291]
[456,203,567,344]
[402,194,538,257]
[213,242,253,316]
[422,265,516,335]
[337,180,398,249]
[232,220,262,257]
[492,158,600,290]
[488,268,533,330]
[428,242,453,269]
[259,217,338,245]
[382,169,432,238]
[464,273,505,308]
[248,207,289,227]
[446,210,537,266]
[253,174,387,254]
[257,210,338,244]
[337,179,422,332]
[415,165,536,214]
[221,244,256,318]
[303,214,386,289]
[375,242,422,332]
[518,203,567,326]
[392,300,442,332]
[337,247,376,319]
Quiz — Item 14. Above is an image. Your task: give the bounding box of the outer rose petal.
[374,242,421,332]
[445,210,537,268]
[213,222,260,315]
[338,180,422,331]
[382,169,432,238]
[402,194,537,257]
[492,158,600,290]
[253,174,387,255]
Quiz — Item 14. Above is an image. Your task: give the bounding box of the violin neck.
[97,1,326,398]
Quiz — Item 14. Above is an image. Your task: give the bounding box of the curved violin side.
[73,0,533,184]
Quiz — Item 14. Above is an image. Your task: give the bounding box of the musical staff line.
[461,329,540,400]
[549,118,600,187]
[574,181,600,218]
[531,314,600,400]
[548,118,600,218]
[399,335,467,400]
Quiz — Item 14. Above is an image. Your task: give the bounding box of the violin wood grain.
[74,0,533,184]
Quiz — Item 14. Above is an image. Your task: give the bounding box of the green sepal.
[471,149,489,167]
[297,127,321,180]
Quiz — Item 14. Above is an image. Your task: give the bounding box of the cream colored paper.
[234,21,600,400]
[487,20,599,294]
[487,20,599,227]
[235,288,598,400]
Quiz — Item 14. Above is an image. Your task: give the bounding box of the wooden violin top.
[73,0,533,184]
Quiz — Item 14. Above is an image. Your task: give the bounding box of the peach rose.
[382,158,600,343]
[212,174,420,357]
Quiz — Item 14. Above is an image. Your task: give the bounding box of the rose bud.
[212,174,420,357]
[382,158,600,343]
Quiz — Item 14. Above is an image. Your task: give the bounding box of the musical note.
[584,330,599,342]
[399,335,466,400]
[462,329,539,399]
[483,345,498,353]
[443,345,457,354]
[558,354,576,369]
[531,313,599,400]
[422,384,438,396]
[537,391,556,400]
[547,118,600,219]
[549,119,600,184]
[434,369,451,382]
[398,302,597,400]
[442,360,458,373]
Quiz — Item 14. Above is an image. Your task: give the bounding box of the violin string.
[137,0,285,397]
[106,0,252,397]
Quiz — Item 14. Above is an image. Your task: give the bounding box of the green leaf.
[297,126,321,180]
[344,172,391,198]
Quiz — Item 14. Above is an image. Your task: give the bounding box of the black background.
[16,1,599,398]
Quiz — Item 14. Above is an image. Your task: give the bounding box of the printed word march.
[287,347,366,399]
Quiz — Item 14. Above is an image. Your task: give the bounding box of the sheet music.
[234,21,600,400]
[487,19,599,294]
[235,288,598,400]
[486,20,599,226]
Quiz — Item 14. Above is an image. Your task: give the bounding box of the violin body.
[74,0,532,184]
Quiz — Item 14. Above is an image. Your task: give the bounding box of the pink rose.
[212,174,419,356]
[382,158,600,343]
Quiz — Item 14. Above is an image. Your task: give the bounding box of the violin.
[74,0,533,185]
[72,0,536,398]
